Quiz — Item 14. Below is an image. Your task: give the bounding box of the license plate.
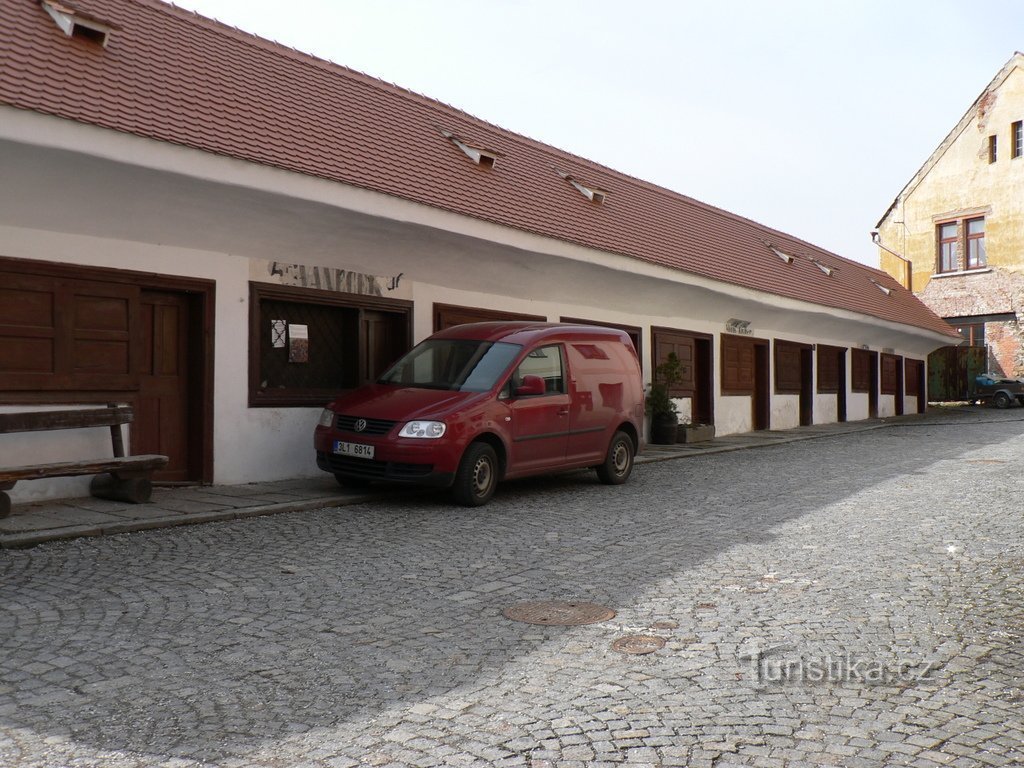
[333,441,374,459]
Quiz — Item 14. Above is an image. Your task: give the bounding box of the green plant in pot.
[647,352,683,445]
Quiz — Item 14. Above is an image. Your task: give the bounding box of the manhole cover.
[611,635,666,655]
[502,601,615,626]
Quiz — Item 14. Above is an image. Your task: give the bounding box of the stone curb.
[0,493,374,550]
[634,422,887,464]
[3,411,1016,549]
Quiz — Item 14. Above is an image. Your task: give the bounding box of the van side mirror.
[515,374,546,397]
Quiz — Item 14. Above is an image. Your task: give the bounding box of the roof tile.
[0,0,957,337]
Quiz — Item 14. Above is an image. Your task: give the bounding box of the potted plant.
[647,352,682,445]
[677,417,716,443]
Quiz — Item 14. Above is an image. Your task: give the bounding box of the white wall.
[0,223,941,504]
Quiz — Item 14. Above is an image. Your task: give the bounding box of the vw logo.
[354,418,368,432]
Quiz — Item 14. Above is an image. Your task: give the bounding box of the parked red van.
[314,322,644,505]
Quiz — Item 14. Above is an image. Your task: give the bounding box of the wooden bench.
[0,404,168,518]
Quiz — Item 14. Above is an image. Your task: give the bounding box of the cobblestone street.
[2,413,1023,767]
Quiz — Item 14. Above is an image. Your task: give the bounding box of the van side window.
[512,345,566,395]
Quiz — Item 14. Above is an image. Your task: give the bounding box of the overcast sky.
[171,0,1024,267]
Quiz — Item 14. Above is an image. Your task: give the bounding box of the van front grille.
[335,415,397,436]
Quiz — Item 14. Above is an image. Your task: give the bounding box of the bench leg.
[90,473,153,504]
[0,491,10,519]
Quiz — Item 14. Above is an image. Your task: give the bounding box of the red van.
[314,322,644,505]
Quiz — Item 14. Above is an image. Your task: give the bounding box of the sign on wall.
[253,259,412,299]
[725,318,753,335]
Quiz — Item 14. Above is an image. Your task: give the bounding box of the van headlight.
[399,421,446,439]
[317,408,336,427]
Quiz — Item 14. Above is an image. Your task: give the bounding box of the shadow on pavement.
[0,416,1022,763]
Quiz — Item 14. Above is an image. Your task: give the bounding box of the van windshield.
[378,340,522,392]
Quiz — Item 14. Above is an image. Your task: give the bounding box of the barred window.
[249,283,410,407]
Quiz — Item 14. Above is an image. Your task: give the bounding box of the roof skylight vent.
[768,244,794,264]
[871,278,893,296]
[555,169,607,204]
[440,130,498,168]
[809,258,834,276]
[42,1,117,47]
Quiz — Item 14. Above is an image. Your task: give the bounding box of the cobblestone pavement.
[2,413,1023,767]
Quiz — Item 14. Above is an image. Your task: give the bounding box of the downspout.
[871,231,913,292]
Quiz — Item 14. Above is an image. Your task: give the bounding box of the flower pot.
[677,423,716,443]
[650,413,679,445]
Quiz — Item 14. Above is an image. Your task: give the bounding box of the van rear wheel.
[596,430,634,485]
[453,442,498,506]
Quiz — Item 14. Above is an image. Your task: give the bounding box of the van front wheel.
[453,442,498,506]
[596,431,634,485]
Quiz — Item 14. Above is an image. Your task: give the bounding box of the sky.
[170,0,1024,267]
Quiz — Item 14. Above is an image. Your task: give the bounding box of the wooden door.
[362,310,409,382]
[136,291,191,482]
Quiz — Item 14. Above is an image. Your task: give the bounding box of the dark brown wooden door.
[362,310,409,382]
[136,291,191,482]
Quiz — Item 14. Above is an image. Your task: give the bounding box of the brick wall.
[916,268,1024,377]
[985,319,1024,377]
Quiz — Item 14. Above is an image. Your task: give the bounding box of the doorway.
[362,310,409,382]
[837,351,847,422]
[653,328,714,426]
[799,347,814,426]
[136,287,211,484]
[895,358,905,416]
[753,342,770,430]
[868,352,879,418]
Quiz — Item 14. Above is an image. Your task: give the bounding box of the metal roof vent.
[768,244,794,264]
[441,130,497,168]
[556,169,607,204]
[870,278,893,296]
[42,0,116,47]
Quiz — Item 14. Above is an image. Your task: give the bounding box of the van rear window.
[379,340,521,392]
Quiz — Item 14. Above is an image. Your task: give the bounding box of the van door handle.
[558,408,570,416]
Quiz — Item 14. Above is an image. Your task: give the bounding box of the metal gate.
[927,346,987,401]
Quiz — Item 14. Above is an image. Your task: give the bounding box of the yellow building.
[876,52,1024,377]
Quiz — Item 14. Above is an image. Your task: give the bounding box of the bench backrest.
[0,406,133,435]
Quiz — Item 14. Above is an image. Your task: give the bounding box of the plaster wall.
[878,67,1024,293]
[814,394,839,425]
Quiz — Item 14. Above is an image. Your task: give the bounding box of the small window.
[937,222,959,273]
[988,134,998,163]
[966,217,986,269]
[769,245,794,264]
[249,283,411,406]
[42,0,115,47]
[1013,121,1023,159]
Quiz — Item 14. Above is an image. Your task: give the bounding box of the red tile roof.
[0,0,958,338]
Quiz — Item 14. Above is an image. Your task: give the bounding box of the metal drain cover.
[502,600,615,626]
[611,635,666,655]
